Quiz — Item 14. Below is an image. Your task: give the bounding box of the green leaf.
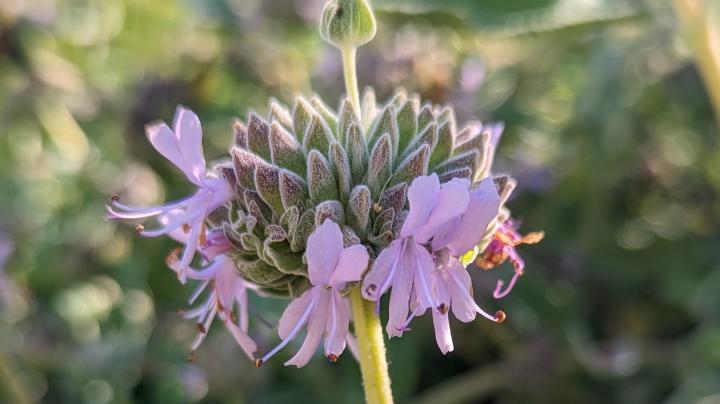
[270,121,306,177]
[348,185,371,238]
[307,150,339,203]
[247,112,271,161]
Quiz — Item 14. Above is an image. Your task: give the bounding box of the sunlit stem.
[673,0,720,124]
[341,46,361,118]
[350,287,394,404]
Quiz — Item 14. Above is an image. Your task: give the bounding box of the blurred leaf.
[375,0,647,35]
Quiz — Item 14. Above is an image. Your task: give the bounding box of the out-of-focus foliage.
[376,0,646,35]
[0,0,718,403]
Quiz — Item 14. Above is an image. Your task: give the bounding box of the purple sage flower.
[108,107,233,275]
[173,254,257,360]
[362,173,504,352]
[256,219,369,368]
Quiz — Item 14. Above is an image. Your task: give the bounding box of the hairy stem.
[341,46,361,117]
[350,287,393,404]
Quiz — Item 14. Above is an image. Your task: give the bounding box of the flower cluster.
[109,93,541,366]
[362,173,503,353]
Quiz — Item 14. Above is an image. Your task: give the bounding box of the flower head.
[107,107,233,276]
[256,219,369,368]
[476,219,545,299]
[107,88,542,368]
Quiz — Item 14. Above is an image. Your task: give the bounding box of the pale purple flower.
[362,173,504,352]
[108,107,233,275]
[430,250,505,354]
[256,219,369,368]
[164,215,254,358]
[173,254,257,360]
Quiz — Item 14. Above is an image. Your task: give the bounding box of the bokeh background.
[1,0,719,403]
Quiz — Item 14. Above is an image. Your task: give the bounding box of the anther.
[110,195,120,203]
[197,323,207,334]
[135,224,145,235]
[255,359,264,368]
[165,248,182,267]
[188,351,197,363]
[437,303,449,315]
[494,310,507,324]
[327,354,338,363]
[365,284,377,295]
[199,223,207,245]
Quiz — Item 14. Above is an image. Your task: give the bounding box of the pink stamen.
[448,270,503,323]
[257,292,318,366]
[493,270,521,299]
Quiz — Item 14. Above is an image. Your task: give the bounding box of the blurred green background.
[1,0,719,403]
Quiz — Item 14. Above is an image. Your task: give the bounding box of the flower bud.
[320,0,376,49]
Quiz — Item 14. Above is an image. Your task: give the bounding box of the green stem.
[350,287,393,404]
[0,351,32,404]
[341,46,361,116]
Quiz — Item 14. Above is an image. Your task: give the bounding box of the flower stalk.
[342,46,361,116]
[350,286,394,404]
[673,0,720,124]
[329,0,392,399]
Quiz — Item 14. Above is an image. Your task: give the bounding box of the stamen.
[327,354,338,363]
[364,284,377,296]
[438,303,449,315]
[377,244,402,298]
[187,280,210,305]
[521,231,544,244]
[494,310,507,323]
[326,293,338,358]
[414,252,439,311]
[198,223,208,245]
[110,195,119,203]
[197,323,207,334]
[493,271,521,299]
[188,351,197,363]
[257,293,318,365]
[448,270,502,323]
[255,358,264,368]
[397,307,423,332]
[135,224,145,235]
[166,248,182,267]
